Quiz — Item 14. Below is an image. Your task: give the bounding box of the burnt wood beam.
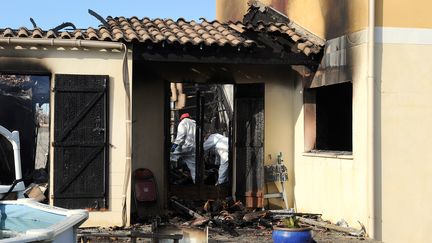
[134,44,319,66]
[246,32,285,54]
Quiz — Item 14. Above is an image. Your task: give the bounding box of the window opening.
[0,74,50,192]
[305,82,352,153]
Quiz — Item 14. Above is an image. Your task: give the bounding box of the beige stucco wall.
[376,0,432,28]
[217,0,370,233]
[216,0,432,31]
[377,42,432,243]
[263,79,296,208]
[294,39,369,227]
[132,70,166,214]
[0,46,132,227]
[217,0,367,39]
[218,0,372,228]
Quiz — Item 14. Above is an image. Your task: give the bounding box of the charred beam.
[134,44,319,66]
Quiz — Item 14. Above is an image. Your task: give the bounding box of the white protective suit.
[172,117,196,183]
[203,133,229,185]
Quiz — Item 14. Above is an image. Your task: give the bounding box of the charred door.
[53,74,108,209]
[235,83,264,208]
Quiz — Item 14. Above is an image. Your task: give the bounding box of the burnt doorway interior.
[168,82,233,199]
[0,74,50,189]
[235,83,265,208]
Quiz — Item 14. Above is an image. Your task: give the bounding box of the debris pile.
[169,197,295,237]
[77,197,373,242]
[167,196,369,241]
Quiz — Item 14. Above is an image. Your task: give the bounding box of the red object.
[180,113,190,120]
[133,168,157,203]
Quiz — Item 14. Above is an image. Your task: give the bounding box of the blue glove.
[171,143,178,152]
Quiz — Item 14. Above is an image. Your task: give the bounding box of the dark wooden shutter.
[235,84,265,208]
[53,74,108,209]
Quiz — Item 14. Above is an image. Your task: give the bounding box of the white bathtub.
[0,199,88,243]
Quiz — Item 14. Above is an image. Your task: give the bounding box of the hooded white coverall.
[171,117,196,183]
[203,133,229,185]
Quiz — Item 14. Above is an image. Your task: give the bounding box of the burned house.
[218,1,432,243]
[0,4,324,227]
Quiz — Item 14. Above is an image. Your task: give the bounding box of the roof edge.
[245,0,326,46]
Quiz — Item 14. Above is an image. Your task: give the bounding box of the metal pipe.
[367,0,376,238]
[0,37,124,50]
[121,42,132,227]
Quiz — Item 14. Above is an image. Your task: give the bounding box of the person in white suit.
[203,133,229,185]
[171,113,197,183]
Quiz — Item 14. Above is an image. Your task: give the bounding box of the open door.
[235,83,265,208]
[168,83,233,199]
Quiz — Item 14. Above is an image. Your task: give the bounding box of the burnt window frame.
[0,72,52,186]
[304,82,353,155]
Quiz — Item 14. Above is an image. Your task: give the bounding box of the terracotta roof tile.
[2,28,14,37]
[46,30,56,38]
[17,28,29,38]
[72,30,85,39]
[31,29,43,38]
[60,32,71,39]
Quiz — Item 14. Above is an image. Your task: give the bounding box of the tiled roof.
[0,18,255,47]
[0,17,324,56]
[105,17,256,47]
[229,21,324,56]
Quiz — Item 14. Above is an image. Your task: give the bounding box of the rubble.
[169,196,273,238]
[243,210,268,222]
[298,217,366,237]
[166,197,375,242]
[77,197,376,242]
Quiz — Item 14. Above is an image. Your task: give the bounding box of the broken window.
[304,82,352,152]
[0,74,50,185]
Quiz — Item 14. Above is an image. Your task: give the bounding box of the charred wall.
[0,94,35,183]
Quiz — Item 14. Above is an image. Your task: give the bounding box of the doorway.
[234,83,265,207]
[167,82,265,206]
[168,82,233,199]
